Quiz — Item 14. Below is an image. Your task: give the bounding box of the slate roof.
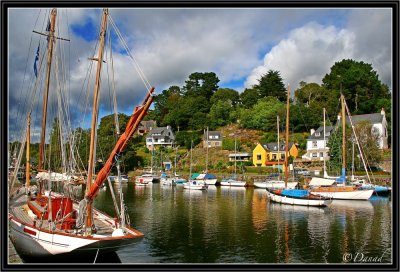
[262,142,295,152]
[147,126,175,140]
[345,113,384,124]
[308,126,335,140]
[139,120,156,130]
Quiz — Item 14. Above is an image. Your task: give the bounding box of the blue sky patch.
[71,19,98,42]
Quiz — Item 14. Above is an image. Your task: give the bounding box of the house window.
[147,138,152,142]
[215,142,220,146]
[320,152,324,157]
[312,153,317,158]
[315,132,320,136]
[272,154,277,160]
[257,155,261,160]
[312,141,317,148]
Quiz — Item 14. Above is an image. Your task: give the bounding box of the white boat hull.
[254,181,297,189]
[161,178,176,186]
[184,180,207,190]
[204,179,218,185]
[266,190,331,207]
[220,180,246,187]
[135,175,153,185]
[310,189,374,200]
[8,194,144,259]
[107,176,128,183]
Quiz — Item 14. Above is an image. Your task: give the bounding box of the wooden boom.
[85,87,155,201]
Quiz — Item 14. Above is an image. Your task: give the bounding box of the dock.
[8,237,23,263]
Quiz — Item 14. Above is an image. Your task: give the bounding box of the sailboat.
[189,127,218,185]
[184,141,207,190]
[107,175,129,183]
[135,136,159,185]
[9,9,153,259]
[162,146,186,186]
[220,134,247,187]
[309,95,374,200]
[266,85,332,207]
[254,116,297,189]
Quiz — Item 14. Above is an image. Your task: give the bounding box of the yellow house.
[253,142,298,168]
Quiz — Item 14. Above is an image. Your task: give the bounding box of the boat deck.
[9,193,115,235]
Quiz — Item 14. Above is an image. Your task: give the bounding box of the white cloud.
[244,9,392,91]
[244,22,356,90]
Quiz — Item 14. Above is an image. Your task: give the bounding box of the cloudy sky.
[7,7,392,142]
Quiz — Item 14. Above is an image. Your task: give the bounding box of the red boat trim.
[23,227,37,236]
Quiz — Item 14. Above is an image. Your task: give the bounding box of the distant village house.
[345,108,388,150]
[302,126,334,161]
[253,142,298,170]
[138,120,157,136]
[146,126,175,150]
[228,153,252,162]
[203,130,222,148]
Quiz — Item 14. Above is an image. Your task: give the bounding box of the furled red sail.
[85,87,154,200]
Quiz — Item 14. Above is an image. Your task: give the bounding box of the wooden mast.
[284,85,290,188]
[38,8,57,171]
[341,94,346,180]
[277,115,280,181]
[85,8,108,234]
[25,114,31,193]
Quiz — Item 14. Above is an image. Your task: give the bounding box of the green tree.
[295,82,330,107]
[290,103,322,133]
[208,100,234,129]
[96,113,143,173]
[352,121,382,168]
[152,86,181,125]
[164,95,209,130]
[48,118,63,171]
[239,88,260,108]
[254,70,286,102]
[74,127,91,170]
[210,88,240,106]
[175,131,202,150]
[183,72,220,102]
[322,59,390,114]
[239,97,285,131]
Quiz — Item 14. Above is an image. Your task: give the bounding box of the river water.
[91,182,392,264]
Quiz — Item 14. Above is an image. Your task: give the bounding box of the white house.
[345,108,388,149]
[302,126,335,161]
[302,108,389,161]
[146,126,175,150]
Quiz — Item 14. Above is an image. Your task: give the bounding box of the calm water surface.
[93,183,392,264]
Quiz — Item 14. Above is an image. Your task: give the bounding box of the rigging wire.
[108,14,153,93]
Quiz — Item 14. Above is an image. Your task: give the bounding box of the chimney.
[310,129,315,135]
[167,125,171,130]
[381,108,385,116]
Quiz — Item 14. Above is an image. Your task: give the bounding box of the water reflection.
[92,183,392,264]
